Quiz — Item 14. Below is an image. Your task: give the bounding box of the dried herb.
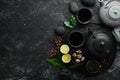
[64,15,77,28]
[49,49,57,58]
[100,59,107,70]
[49,36,63,48]
[55,36,63,47]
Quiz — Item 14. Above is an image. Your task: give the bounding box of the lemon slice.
[62,54,71,63]
[60,44,70,54]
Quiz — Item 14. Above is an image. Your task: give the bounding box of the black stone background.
[0,0,120,80]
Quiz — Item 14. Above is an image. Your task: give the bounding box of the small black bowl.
[76,8,92,24]
[71,49,87,66]
[68,31,85,48]
[86,60,100,74]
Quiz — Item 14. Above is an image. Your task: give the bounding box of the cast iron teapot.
[98,0,120,27]
[86,27,116,58]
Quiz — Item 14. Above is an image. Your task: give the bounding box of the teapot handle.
[98,0,111,6]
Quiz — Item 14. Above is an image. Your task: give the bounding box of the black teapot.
[86,27,116,58]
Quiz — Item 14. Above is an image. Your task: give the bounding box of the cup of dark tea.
[76,8,92,24]
[86,60,100,73]
[68,31,85,48]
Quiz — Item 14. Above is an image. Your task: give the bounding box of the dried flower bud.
[76,59,81,63]
[77,54,82,59]
[81,57,85,61]
[72,53,77,57]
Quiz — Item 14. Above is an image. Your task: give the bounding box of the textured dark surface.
[0,0,120,80]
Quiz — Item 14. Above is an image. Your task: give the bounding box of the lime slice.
[60,44,70,54]
[62,54,71,63]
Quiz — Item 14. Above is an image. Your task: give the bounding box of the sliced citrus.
[62,54,71,63]
[60,44,70,54]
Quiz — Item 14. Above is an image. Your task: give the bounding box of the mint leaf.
[64,21,74,28]
[63,15,77,29]
[70,15,77,27]
[47,59,66,68]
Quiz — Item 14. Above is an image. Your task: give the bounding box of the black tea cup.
[76,8,92,24]
[68,31,85,48]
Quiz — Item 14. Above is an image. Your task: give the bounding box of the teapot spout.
[87,28,94,36]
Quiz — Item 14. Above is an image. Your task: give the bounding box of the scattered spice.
[49,36,63,47]
[49,36,63,58]
[49,39,55,44]
[55,36,63,47]
[100,59,107,70]
[49,49,57,58]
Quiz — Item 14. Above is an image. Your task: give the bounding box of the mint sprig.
[64,15,77,29]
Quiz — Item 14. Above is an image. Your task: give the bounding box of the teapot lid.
[87,32,115,58]
[108,5,120,20]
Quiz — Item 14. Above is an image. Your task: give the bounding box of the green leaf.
[70,15,77,27]
[64,21,74,28]
[47,59,66,68]
[64,21,70,27]
[63,15,77,29]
